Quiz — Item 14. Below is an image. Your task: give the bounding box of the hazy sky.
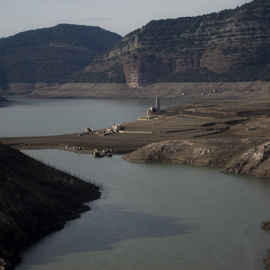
[0,0,252,38]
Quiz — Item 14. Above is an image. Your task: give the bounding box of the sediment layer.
[1,81,270,99]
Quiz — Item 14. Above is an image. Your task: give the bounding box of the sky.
[0,0,252,38]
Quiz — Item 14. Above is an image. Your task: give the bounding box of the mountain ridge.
[75,0,270,87]
[1,0,270,91]
[0,24,122,86]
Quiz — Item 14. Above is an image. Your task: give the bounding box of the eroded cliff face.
[82,0,270,87]
[222,141,270,178]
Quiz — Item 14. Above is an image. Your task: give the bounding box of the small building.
[156,96,160,112]
[147,96,161,115]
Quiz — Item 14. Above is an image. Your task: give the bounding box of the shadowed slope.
[0,143,101,269]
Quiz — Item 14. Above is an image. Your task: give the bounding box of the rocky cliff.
[76,0,270,87]
[0,143,101,269]
[222,141,270,178]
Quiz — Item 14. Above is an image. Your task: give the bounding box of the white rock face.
[223,141,270,178]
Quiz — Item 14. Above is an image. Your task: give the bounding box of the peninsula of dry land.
[2,95,270,269]
[1,95,270,178]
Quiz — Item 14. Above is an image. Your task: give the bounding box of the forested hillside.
[0,143,101,269]
[75,0,270,87]
[1,0,270,89]
[0,24,122,85]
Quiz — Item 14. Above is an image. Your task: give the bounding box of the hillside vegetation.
[0,24,122,85]
[0,0,270,90]
[0,143,101,269]
[77,0,270,87]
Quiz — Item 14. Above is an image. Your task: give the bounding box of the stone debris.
[65,146,85,151]
[94,149,113,158]
[85,127,94,133]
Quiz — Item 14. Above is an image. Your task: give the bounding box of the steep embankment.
[0,143,101,270]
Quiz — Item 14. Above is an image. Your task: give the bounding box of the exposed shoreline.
[1,81,270,100]
[1,94,270,269]
[1,96,270,173]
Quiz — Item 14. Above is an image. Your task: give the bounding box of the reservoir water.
[0,98,191,137]
[1,98,270,270]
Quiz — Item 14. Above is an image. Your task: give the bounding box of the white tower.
[155,96,160,112]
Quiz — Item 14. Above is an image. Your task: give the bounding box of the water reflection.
[16,149,270,270]
[18,205,196,269]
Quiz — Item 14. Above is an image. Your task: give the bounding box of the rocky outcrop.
[123,137,269,168]
[0,143,101,269]
[123,139,226,165]
[222,141,270,178]
[123,138,270,178]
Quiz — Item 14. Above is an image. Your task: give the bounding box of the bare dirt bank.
[1,81,270,99]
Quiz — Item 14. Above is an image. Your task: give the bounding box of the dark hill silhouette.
[0,24,122,84]
[0,143,100,269]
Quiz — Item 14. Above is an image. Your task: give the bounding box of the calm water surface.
[1,98,270,270]
[0,98,190,137]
